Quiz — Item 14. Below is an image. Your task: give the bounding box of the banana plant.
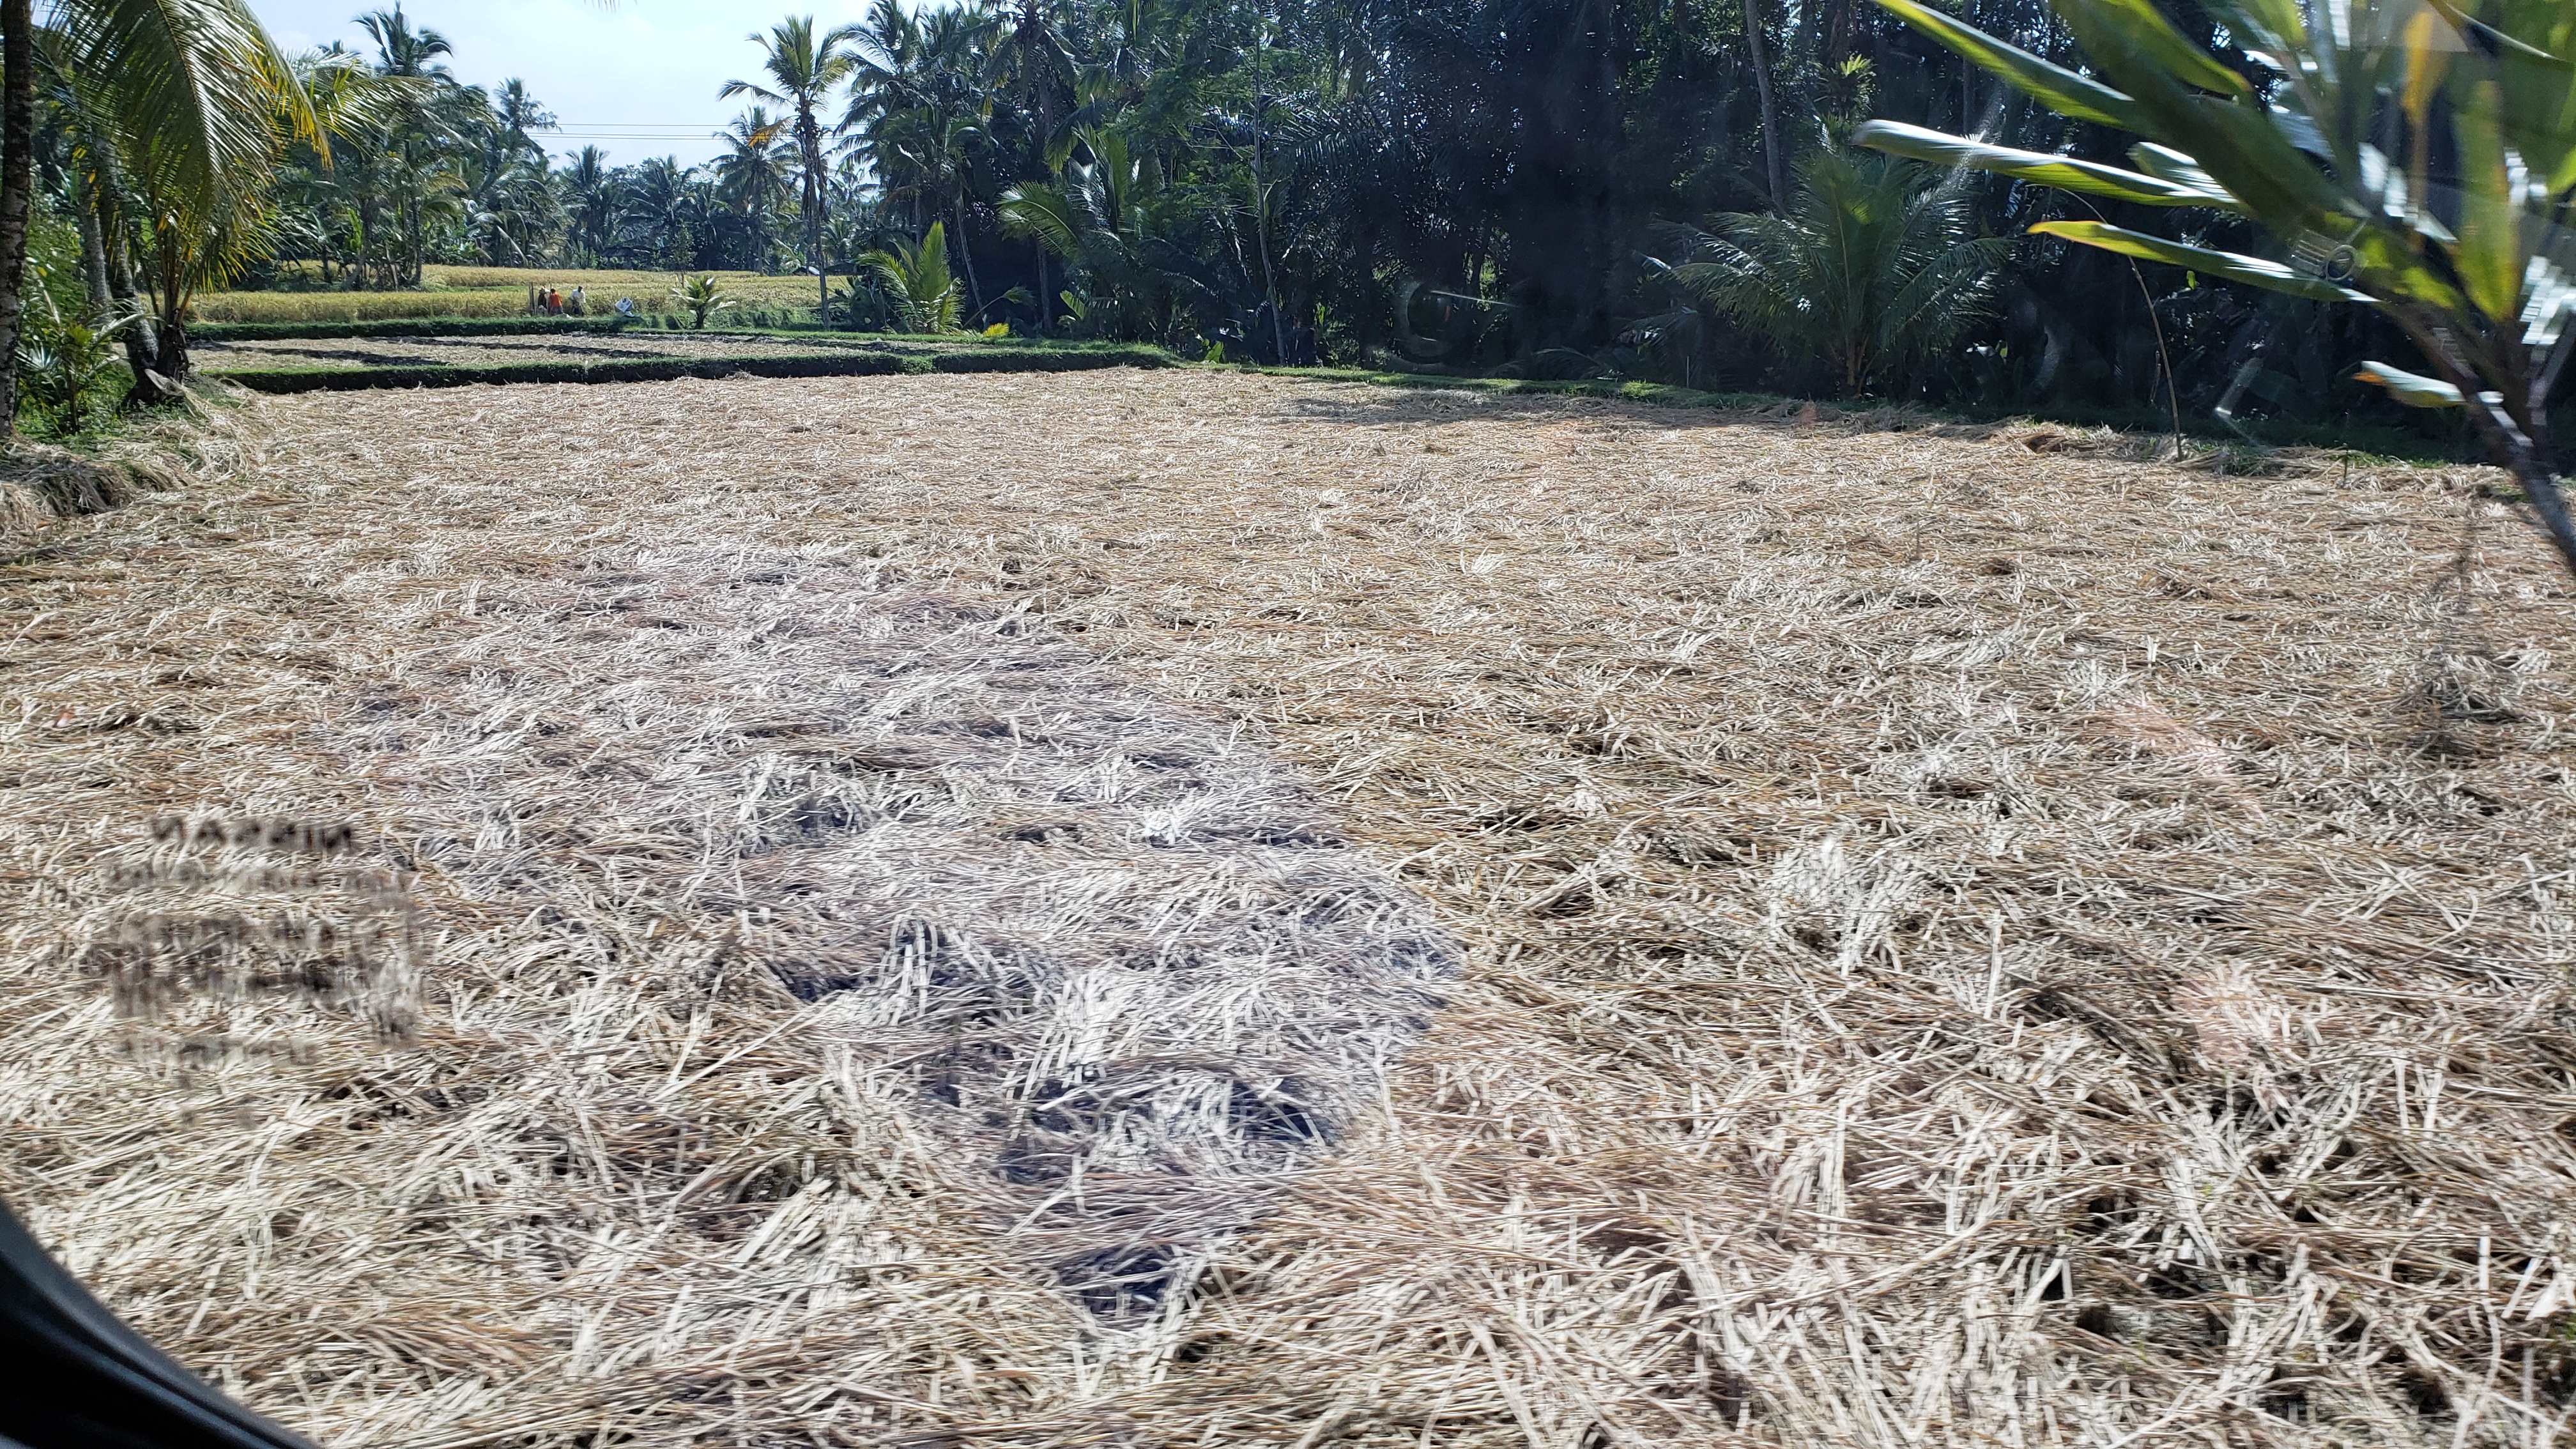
[1857,0,2576,571]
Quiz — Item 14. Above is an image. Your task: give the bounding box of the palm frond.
[1650,148,2005,395]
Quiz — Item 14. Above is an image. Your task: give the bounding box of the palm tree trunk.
[153,228,188,381]
[0,0,33,441]
[1255,190,1285,362]
[88,135,164,400]
[73,171,110,312]
[1253,14,1287,365]
[1744,0,1787,210]
[801,112,829,319]
[1351,224,1376,362]
[951,198,984,314]
[2492,441,2576,578]
[2444,355,2576,578]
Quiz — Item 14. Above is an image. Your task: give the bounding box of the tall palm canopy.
[722,15,861,303]
[713,105,794,270]
[355,4,448,79]
[491,76,551,158]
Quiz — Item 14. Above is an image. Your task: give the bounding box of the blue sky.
[250,1,887,168]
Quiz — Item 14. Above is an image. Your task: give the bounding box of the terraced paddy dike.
[197,330,920,371]
[194,331,1172,392]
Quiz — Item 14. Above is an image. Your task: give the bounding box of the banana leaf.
[1856,121,2240,210]
[2072,0,2251,99]
[2451,79,2527,323]
[1867,0,2144,131]
[2027,220,2368,302]
[2353,360,2465,408]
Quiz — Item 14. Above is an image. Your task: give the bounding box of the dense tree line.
[6,0,2560,443]
[254,0,2464,424]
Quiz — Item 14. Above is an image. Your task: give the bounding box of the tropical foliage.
[8,0,328,417]
[1653,149,2006,397]
[5,0,2570,463]
[862,219,959,334]
[723,15,860,311]
[670,272,735,330]
[1856,0,2575,570]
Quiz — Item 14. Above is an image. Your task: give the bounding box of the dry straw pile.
[0,390,263,534]
[3,371,2573,1448]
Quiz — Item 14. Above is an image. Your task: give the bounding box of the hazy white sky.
[250,1,888,168]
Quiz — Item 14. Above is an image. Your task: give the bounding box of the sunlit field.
[5,371,2571,1446]
[193,264,836,324]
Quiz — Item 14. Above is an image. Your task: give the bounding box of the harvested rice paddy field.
[5,371,2576,1447]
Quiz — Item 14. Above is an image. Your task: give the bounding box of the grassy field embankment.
[192,329,1176,392]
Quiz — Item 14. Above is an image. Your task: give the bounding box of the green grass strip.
[927,346,1175,373]
[192,316,641,343]
[215,353,912,393]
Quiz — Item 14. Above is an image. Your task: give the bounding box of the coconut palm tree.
[843,0,1003,308]
[621,155,704,270]
[280,45,425,291]
[4,0,314,427]
[559,143,619,261]
[1001,124,1206,341]
[721,15,860,310]
[461,148,557,264]
[356,4,446,79]
[871,103,992,310]
[353,5,452,286]
[31,0,320,400]
[712,106,793,270]
[491,76,549,162]
[840,0,928,169]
